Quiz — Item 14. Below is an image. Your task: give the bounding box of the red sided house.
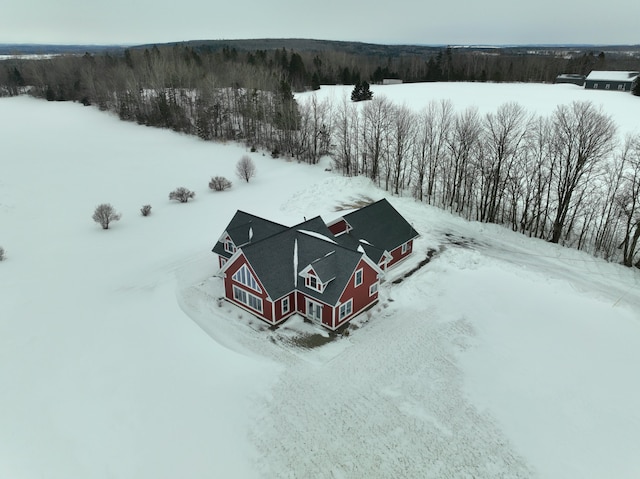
[212,199,419,330]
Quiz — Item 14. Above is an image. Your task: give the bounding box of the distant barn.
[584,71,639,92]
[555,74,586,86]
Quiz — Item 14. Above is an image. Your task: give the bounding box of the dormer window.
[224,238,236,254]
[305,274,323,292]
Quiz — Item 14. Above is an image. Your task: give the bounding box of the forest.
[1,40,640,266]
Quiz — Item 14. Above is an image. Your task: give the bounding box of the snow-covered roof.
[586,71,639,82]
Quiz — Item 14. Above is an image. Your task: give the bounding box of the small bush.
[140,204,152,216]
[0,246,5,261]
[169,187,195,203]
[271,149,280,158]
[209,176,232,191]
[92,203,122,229]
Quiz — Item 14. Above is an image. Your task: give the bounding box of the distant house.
[213,199,419,330]
[382,79,403,85]
[555,74,586,86]
[584,71,639,91]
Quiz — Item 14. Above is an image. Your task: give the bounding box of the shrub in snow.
[169,187,195,203]
[140,204,152,216]
[92,203,121,230]
[209,176,232,192]
[236,155,256,182]
[0,246,5,261]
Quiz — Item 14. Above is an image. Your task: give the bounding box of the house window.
[233,286,263,313]
[605,84,610,90]
[224,239,236,254]
[354,268,363,287]
[232,264,261,293]
[369,282,378,296]
[282,297,290,315]
[306,274,322,292]
[401,242,410,254]
[339,299,353,320]
[618,84,624,90]
[594,83,598,89]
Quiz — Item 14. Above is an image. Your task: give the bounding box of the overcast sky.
[2,0,639,46]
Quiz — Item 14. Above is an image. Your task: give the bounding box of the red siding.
[387,240,413,268]
[273,292,296,323]
[335,259,379,328]
[328,219,349,236]
[224,254,273,323]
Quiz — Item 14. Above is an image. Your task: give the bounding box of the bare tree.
[549,101,617,243]
[0,246,5,261]
[362,96,393,182]
[92,203,122,229]
[412,99,453,203]
[479,102,531,223]
[169,187,195,203]
[616,135,640,266]
[236,155,256,182]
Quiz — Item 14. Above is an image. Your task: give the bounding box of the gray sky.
[1,0,638,46]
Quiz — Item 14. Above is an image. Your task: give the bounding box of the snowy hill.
[1,84,640,479]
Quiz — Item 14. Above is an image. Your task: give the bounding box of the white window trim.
[232,264,262,293]
[354,268,363,287]
[401,242,410,254]
[233,285,263,313]
[369,282,378,296]
[281,297,290,315]
[305,274,323,292]
[224,238,236,254]
[339,299,353,321]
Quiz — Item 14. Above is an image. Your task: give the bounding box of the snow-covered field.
[1,83,640,479]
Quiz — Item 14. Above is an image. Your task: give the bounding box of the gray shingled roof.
[239,217,363,305]
[212,210,288,258]
[335,198,419,256]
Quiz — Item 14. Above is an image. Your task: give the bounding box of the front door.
[306,299,322,322]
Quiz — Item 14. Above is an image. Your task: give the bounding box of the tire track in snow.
[249,273,535,478]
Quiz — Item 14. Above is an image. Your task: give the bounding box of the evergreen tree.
[350,81,373,102]
[633,78,640,97]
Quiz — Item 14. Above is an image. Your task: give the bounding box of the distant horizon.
[1,38,640,49]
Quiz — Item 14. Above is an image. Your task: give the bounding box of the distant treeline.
[1,41,640,266]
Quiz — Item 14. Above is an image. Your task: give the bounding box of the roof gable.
[335,198,419,255]
[212,210,288,256]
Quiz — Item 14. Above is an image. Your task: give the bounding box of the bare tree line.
[325,95,640,266]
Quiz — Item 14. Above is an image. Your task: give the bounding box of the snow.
[298,82,640,137]
[2,83,640,479]
[585,70,639,82]
[298,229,337,243]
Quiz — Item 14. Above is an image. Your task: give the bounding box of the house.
[554,74,586,86]
[584,71,639,92]
[213,199,419,330]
